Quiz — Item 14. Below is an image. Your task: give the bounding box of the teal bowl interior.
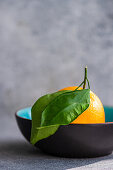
[104,106,113,122]
[17,107,31,120]
[17,106,113,123]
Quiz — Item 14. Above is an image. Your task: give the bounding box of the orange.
[59,86,105,124]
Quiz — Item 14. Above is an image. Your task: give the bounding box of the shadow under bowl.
[15,106,113,158]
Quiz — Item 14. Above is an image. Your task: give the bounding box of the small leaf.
[41,89,90,126]
[30,90,68,144]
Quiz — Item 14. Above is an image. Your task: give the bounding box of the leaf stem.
[87,78,90,89]
[74,66,90,91]
[74,81,84,91]
[83,66,87,89]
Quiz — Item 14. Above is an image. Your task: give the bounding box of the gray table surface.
[0,114,113,170]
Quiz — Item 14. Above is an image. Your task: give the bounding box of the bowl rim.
[15,106,113,126]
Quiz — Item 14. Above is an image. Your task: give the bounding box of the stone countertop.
[1,115,113,170]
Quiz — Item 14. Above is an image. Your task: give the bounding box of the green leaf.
[30,90,69,145]
[31,89,90,145]
[41,89,90,126]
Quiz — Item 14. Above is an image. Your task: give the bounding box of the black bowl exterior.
[15,114,113,158]
[15,114,31,142]
[37,124,113,158]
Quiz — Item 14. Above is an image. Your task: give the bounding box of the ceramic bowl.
[15,106,113,158]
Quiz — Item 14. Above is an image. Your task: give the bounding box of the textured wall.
[1,0,113,118]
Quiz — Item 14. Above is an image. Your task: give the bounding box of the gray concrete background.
[1,0,113,118]
[1,0,113,169]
